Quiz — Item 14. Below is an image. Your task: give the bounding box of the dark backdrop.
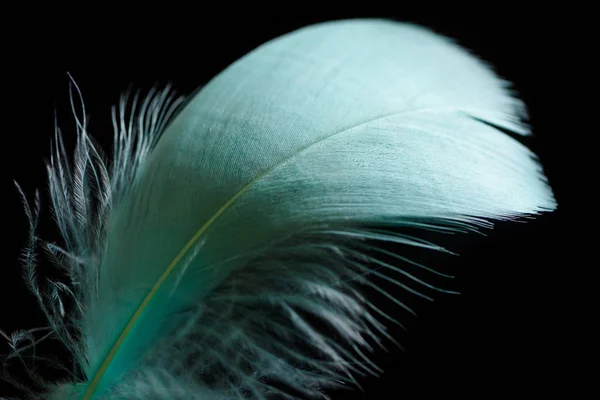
[2,7,569,399]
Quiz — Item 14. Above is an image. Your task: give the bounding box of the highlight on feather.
[3,19,556,399]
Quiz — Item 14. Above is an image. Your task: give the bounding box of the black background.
[2,6,571,399]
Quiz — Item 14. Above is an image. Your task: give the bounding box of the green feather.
[9,19,555,399]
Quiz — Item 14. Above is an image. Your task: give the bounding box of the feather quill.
[5,19,555,399]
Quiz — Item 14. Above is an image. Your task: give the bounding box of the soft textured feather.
[6,19,555,399]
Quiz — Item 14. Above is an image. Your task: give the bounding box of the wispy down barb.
[3,77,185,399]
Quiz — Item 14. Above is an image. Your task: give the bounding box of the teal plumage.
[6,19,555,399]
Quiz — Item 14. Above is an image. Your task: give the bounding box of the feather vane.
[5,19,555,399]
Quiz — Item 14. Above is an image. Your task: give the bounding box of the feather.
[6,19,556,399]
